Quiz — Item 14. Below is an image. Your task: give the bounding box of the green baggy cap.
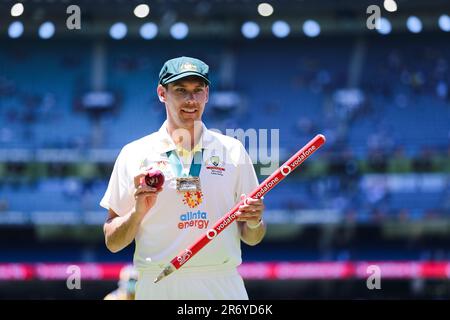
[159,56,210,86]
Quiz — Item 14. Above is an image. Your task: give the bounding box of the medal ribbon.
[166,149,203,178]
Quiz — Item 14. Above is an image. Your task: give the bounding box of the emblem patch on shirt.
[205,156,226,176]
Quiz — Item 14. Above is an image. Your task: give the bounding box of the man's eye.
[176,88,186,93]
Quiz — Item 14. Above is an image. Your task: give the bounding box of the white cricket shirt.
[100,121,259,271]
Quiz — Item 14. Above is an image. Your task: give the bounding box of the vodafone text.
[206,211,238,240]
[255,177,279,198]
[290,145,316,168]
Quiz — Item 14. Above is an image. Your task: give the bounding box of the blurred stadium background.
[0,0,449,299]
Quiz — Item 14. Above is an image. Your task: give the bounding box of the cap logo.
[179,63,198,72]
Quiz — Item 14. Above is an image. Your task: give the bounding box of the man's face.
[157,76,209,129]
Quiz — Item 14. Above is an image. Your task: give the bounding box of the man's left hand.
[236,194,265,228]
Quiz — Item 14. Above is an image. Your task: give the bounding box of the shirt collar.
[156,120,214,154]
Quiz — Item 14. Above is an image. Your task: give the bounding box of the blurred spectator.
[0,199,8,212]
[74,162,100,193]
[388,146,412,173]
[424,209,440,220]
[366,148,387,172]
[443,146,450,173]
[430,146,450,172]
[435,81,448,100]
[371,208,388,223]
[295,116,315,135]
[47,163,70,177]
[104,265,138,300]
[40,92,57,120]
[410,72,425,95]
[286,199,305,211]
[61,177,81,199]
[397,208,411,222]
[25,162,49,186]
[413,147,434,172]
[306,154,329,177]
[344,209,358,224]
[0,163,6,187]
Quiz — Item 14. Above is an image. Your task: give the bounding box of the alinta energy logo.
[178,210,209,230]
[182,191,204,208]
[367,0,398,31]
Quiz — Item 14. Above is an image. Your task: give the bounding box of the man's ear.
[205,86,209,103]
[157,84,166,103]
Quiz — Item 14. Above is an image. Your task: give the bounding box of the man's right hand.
[133,169,163,216]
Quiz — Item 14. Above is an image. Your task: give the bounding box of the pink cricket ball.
[144,168,165,189]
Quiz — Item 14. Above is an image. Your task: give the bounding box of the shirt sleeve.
[100,146,135,217]
[234,142,259,202]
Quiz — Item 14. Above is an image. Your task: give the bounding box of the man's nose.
[185,92,196,102]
